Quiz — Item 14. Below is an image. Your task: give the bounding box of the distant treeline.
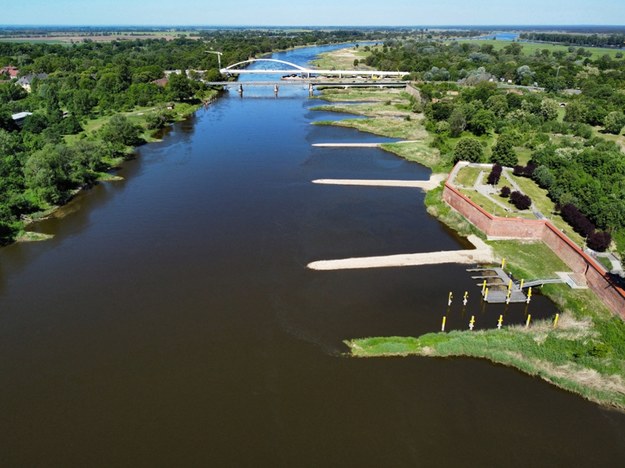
[521,32,625,49]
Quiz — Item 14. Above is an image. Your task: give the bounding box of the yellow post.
[553,313,560,328]
[497,314,503,329]
[526,314,532,328]
[501,258,506,269]
[526,287,532,304]
[484,287,489,301]
[463,291,468,306]
[469,315,475,330]
[520,279,524,290]
[507,279,512,291]
[441,316,447,332]
[481,280,487,295]
[448,291,453,306]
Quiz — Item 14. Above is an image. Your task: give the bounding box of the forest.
[0,29,378,244]
[364,38,625,253]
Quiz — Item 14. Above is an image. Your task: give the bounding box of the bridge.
[219,58,408,79]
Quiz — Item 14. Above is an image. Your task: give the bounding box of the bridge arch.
[221,58,309,73]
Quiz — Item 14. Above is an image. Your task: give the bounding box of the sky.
[3,0,625,26]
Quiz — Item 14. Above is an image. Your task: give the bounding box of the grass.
[311,46,373,70]
[508,172,586,247]
[455,39,625,60]
[349,187,625,409]
[381,141,447,172]
[316,88,405,102]
[455,166,482,187]
[346,309,625,409]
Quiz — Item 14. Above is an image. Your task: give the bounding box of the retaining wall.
[443,167,625,318]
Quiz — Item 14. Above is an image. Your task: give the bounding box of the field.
[455,39,624,59]
[0,31,198,44]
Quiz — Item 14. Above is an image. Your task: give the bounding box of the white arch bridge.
[220,58,408,79]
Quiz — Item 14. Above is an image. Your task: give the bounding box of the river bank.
[314,83,625,409]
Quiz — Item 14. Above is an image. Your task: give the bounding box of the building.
[0,66,19,79]
[11,111,33,127]
[16,73,48,92]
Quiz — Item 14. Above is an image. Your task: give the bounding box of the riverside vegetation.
[0,28,388,244]
[314,40,625,409]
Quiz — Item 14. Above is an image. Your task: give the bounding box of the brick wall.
[443,169,625,318]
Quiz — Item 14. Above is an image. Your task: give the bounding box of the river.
[2,44,625,466]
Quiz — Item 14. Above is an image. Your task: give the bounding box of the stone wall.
[443,167,625,318]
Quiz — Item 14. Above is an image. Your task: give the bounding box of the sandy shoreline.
[308,235,494,270]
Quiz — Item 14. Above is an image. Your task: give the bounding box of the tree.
[99,115,143,150]
[490,134,518,167]
[487,163,502,185]
[603,111,625,135]
[539,98,559,121]
[510,191,532,210]
[447,107,466,137]
[468,109,495,136]
[453,138,483,163]
[587,231,612,252]
[500,186,511,198]
[167,73,194,101]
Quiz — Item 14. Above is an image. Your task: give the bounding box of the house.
[16,73,48,92]
[152,77,169,87]
[0,66,19,79]
[11,111,33,127]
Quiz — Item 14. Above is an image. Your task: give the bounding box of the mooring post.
[469,315,475,331]
[481,279,487,295]
[484,287,489,301]
[526,287,532,304]
[553,313,560,328]
[448,292,453,307]
[501,258,506,269]
[441,316,447,332]
[526,314,532,328]
[520,278,525,290]
[497,314,503,330]
[463,291,468,306]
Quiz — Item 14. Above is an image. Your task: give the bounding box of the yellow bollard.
[497,314,503,329]
[441,316,447,332]
[448,291,453,306]
[526,314,532,328]
[469,315,476,330]
[501,258,506,269]
[526,287,532,304]
[507,279,512,291]
[484,287,489,301]
[463,291,468,306]
[520,279,524,290]
[481,280,487,295]
[553,313,560,328]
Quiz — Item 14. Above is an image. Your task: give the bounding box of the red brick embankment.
[443,164,625,318]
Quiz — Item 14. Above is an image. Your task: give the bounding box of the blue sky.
[3,0,625,26]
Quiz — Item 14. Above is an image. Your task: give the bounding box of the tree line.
[0,29,374,244]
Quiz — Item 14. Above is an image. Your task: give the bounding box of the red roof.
[0,66,19,78]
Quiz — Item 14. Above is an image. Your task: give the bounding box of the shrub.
[560,203,596,237]
[587,231,612,252]
[510,190,532,210]
[500,186,511,198]
[487,163,502,185]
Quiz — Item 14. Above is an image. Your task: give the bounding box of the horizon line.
[2,24,625,28]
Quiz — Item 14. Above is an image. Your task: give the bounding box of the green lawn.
[455,166,482,187]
